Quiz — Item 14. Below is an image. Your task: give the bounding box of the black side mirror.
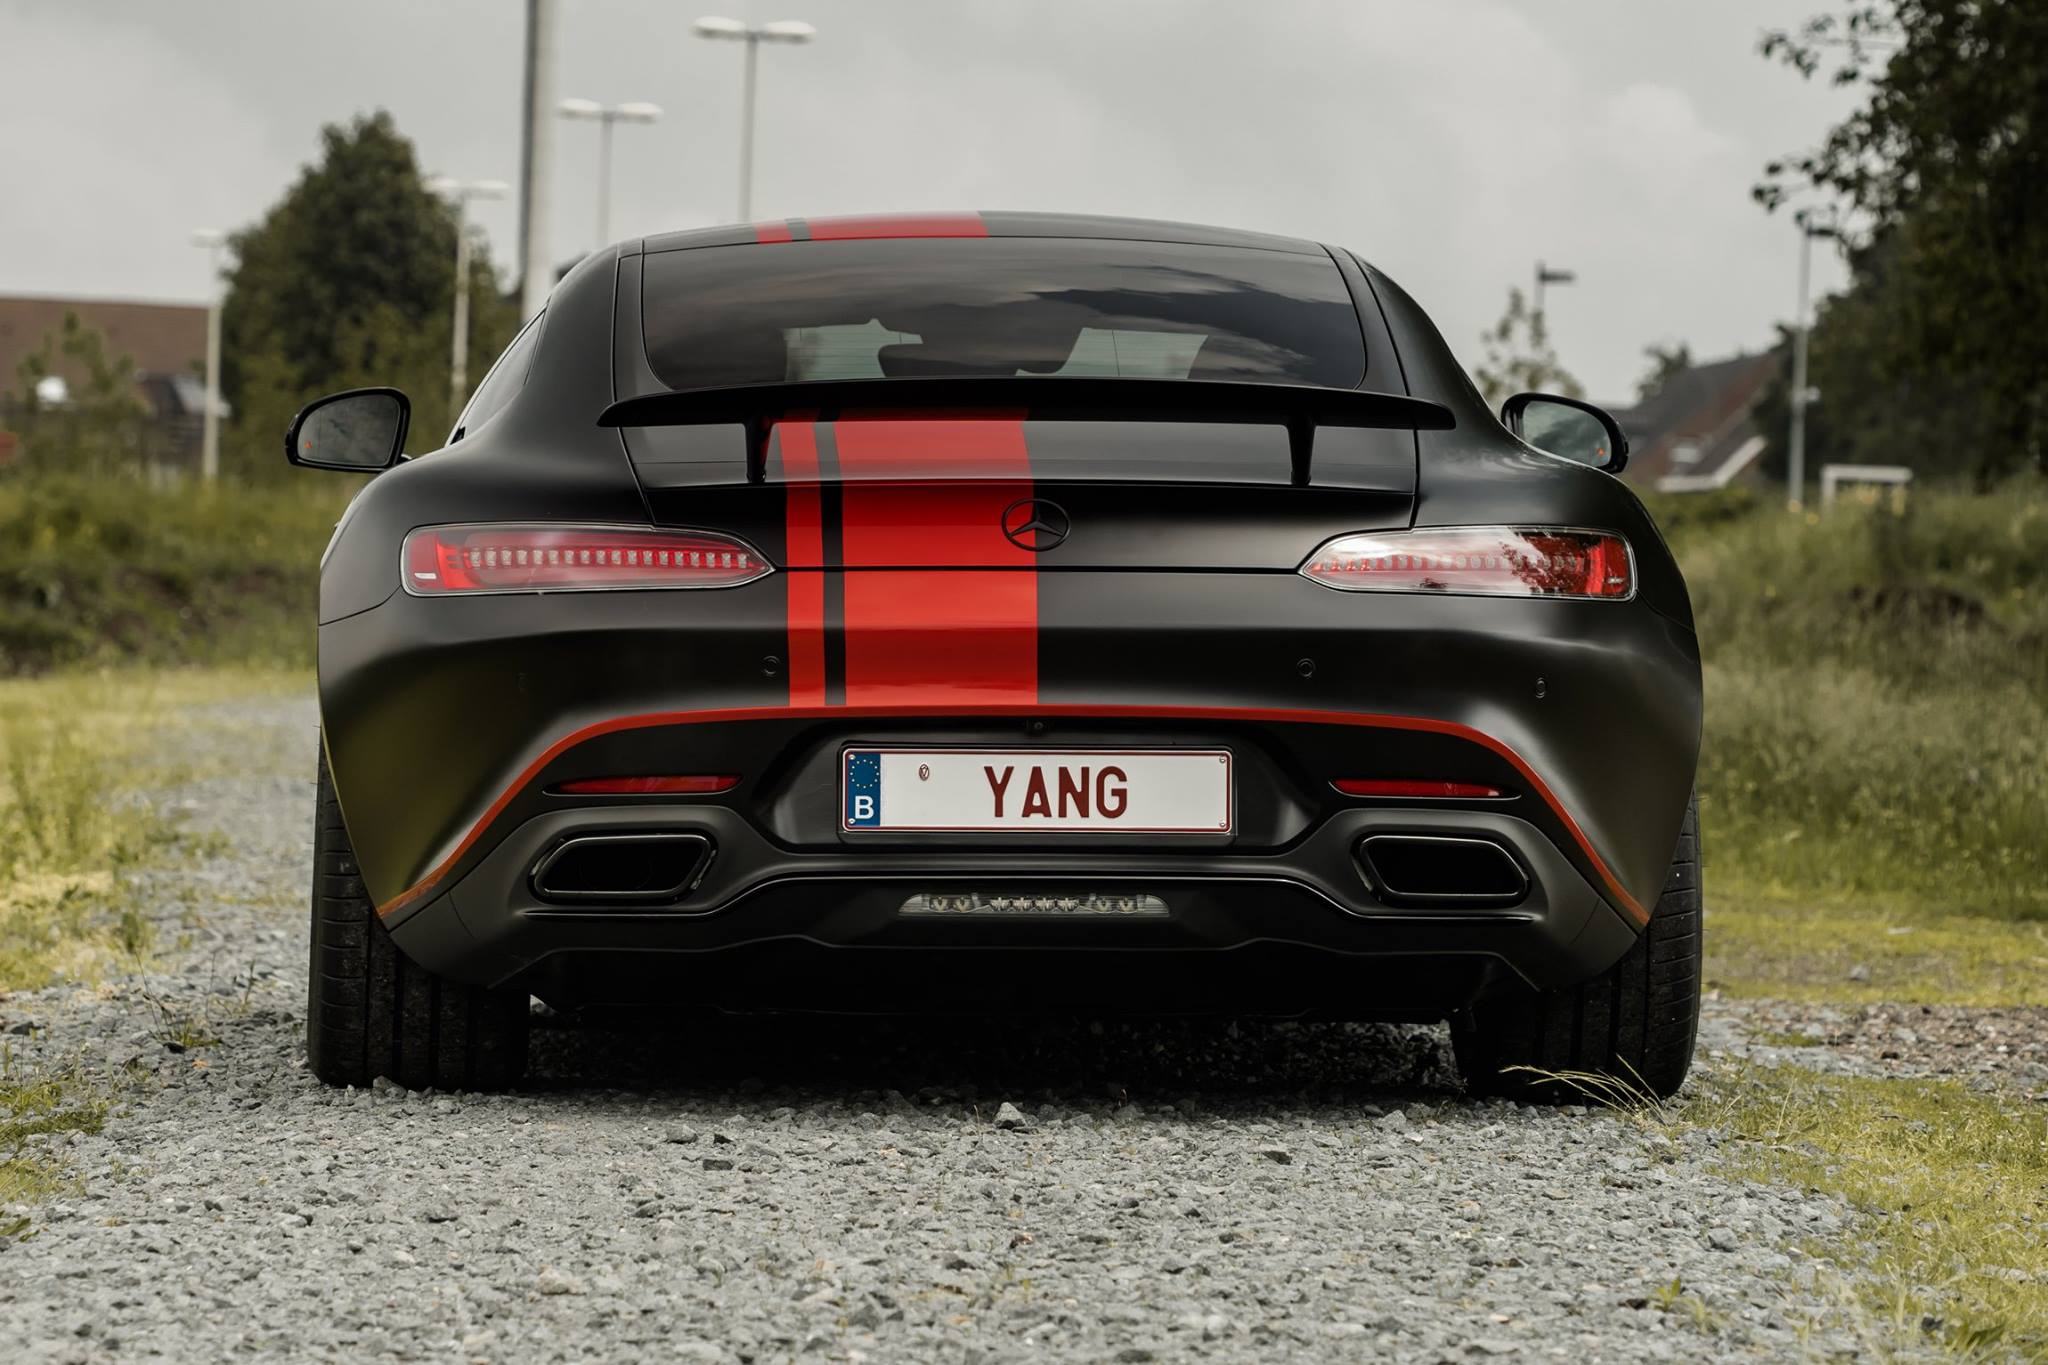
[285,388,410,472]
[1501,392,1629,474]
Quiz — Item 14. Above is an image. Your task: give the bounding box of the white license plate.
[842,749,1233,833]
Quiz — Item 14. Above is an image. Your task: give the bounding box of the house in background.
[0,295,221,471]
[1606,351,1783,494]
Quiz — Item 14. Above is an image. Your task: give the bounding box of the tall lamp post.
[1533,260,1576,322]
[556,99,662,248]
[428,177,510,420]
[190,229,228,482]
[518,0,559,322]
[1787,210,1838,512]
[693,17,816,221]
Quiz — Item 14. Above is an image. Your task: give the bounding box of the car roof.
[638,211,1329,257]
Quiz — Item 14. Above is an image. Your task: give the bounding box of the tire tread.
[1453,794,1702,1102]
[305,749,526,1090]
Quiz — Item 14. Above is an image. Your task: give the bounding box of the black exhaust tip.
[1358,834,1529,908]
[531,832,714,904]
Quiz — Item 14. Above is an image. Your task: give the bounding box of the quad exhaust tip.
[531,832,714,904]
[1357,834,1529,908]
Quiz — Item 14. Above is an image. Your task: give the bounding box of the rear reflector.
[1301,527,1632,599]
[552,775,740,795]
[403,524,771,595]
[1333,779,1506,799]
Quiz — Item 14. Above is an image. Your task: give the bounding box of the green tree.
[1473,287,1583,407]
[1757,1,2048,481]
[7,312,149,472]
[1635,342,1693,403]
[221,111,516,476]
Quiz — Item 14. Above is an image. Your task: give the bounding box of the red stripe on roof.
[805,212,987,240]
[754,220,796,243]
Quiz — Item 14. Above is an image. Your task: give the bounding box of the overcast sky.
[0,0,1858,401]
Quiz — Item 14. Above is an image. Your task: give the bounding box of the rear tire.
[306,748,528,1090]
[1452,794,1701,1102]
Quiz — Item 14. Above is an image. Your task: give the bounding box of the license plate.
[842,749,1233,833]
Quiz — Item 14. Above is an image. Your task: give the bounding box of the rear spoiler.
[596,377,1454,487]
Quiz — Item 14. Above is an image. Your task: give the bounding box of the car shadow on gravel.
[522,1013,1470,1111]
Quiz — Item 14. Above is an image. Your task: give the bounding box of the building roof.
[0,295,207,396]
[1607,351,1782,492]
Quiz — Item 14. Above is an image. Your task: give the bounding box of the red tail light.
[1301,527,1633,600]
[1333,779,1506,799]
[552,775,740,795]
[403,525,772,595]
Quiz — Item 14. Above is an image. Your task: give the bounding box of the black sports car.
[292,212,1701,1097]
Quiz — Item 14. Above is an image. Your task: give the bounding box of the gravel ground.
[1701,997,2048,1101]
[1,694,1924,1362]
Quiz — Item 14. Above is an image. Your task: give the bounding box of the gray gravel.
[1,692,1910,1362]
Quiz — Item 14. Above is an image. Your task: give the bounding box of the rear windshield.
[640,238,1366,391]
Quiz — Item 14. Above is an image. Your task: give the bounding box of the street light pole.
[739,32,759,222]
[1533,260,1576,324]
[556,100,663,248]
[428,178,510,420]
[694,17,816,221]
[519,0,558,322]
[1787,210,1838,512]
[190,229,227,482]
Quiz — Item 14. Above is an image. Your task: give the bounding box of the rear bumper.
[390,796,1641,1016]
[321,567,1700,1015]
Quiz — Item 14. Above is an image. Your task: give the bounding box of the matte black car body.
[314,213,1700,1023]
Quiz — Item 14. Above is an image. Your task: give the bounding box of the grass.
[0,473,352,676]
[1646,478,2048,1002]
[1698,1063,2048,1359]
[0,667,299,992]
[0,1054,107,1209]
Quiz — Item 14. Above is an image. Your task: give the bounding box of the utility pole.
[430,178,510,420]
[1533,260,1576,323]
[518,0,558,321]
[191,229,227,482]
[1787,210,1838,511]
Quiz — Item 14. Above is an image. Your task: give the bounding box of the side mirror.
[1501,392,1629,474]
[285,388,410,472]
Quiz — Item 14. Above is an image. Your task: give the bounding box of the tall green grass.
[1649,479,2048,992]
[0,475,353,675]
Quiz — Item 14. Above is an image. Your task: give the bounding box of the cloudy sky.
[0,0,1857,401]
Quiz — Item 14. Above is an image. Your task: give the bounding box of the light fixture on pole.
[427,177,510,421]
[1787,209,1839,512]
[1533,260,1576,320]
[693,17,815,221]
[556,99,662,248]
[190,229,228,482]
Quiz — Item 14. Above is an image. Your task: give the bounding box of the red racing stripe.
[806,212,987,240]
[832,417,1036,705]
[833,418,1035,566]
[840,570,1037,706]
[777,420,827,704]
[371,703,1653,929]
[754,220,796,243]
